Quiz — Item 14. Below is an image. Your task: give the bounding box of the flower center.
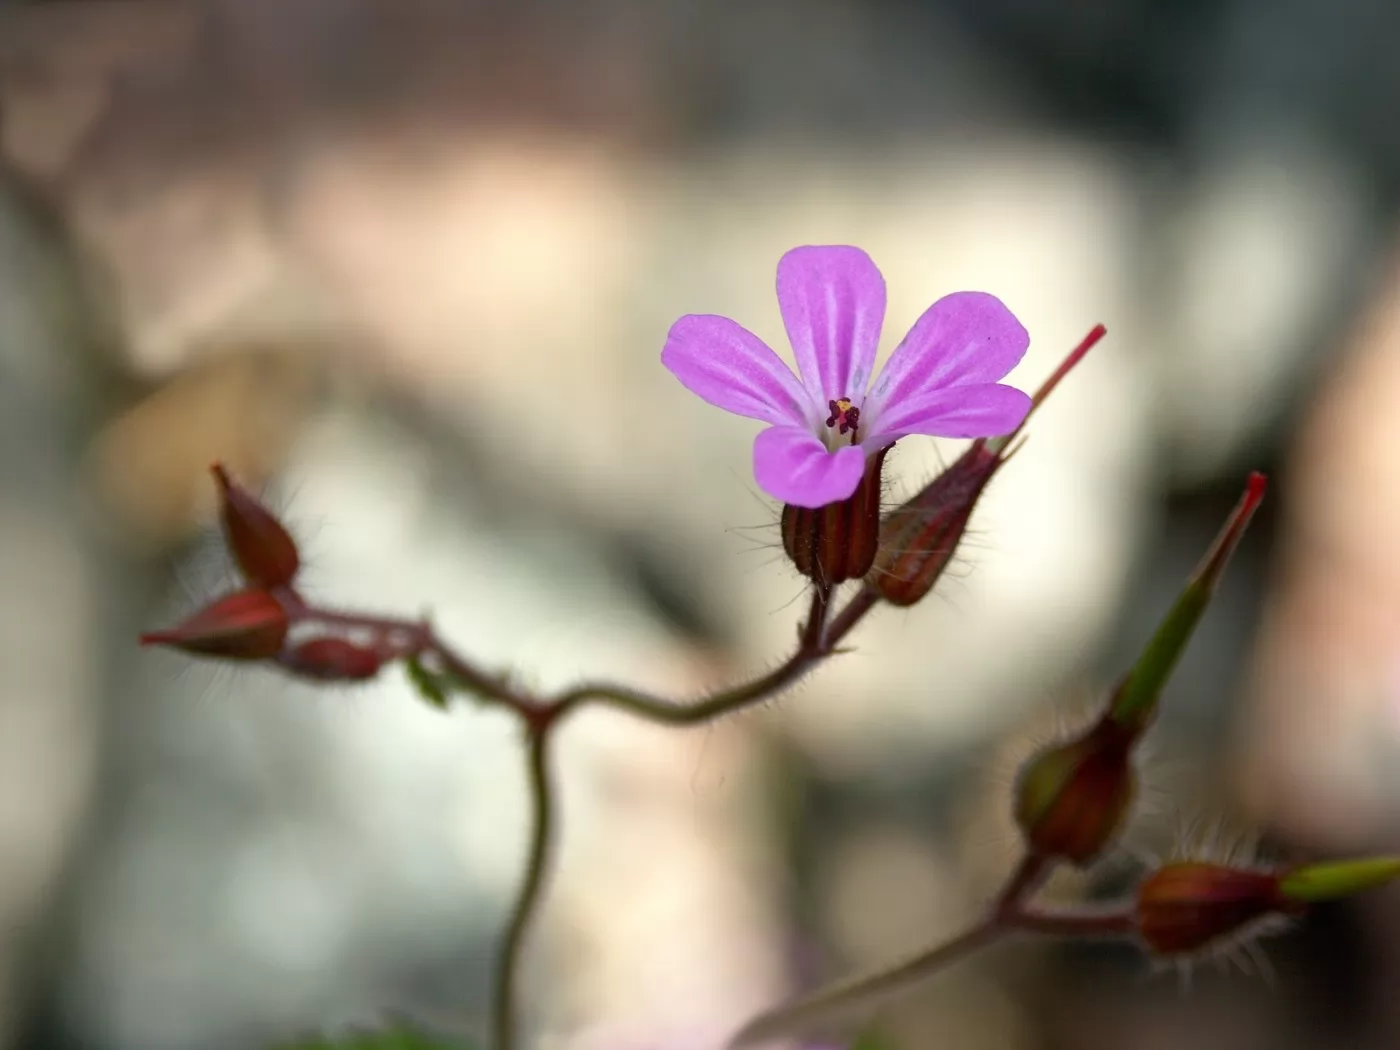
[826,398,860,446]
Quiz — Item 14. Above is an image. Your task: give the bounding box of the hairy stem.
[1012,906,1136,938]
[727,922,1003,1048]
[994,853,1050,917]
[493,729,555,1050]
[822,583,879,648]
[728,850,1139,1048]
[549,582,857,724]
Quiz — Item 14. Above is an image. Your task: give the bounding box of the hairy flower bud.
[1137,855,1400,958]
[140,588,289,660]
[1013,714,1136,865]
[782,445,889,585]
[212,463,301,589]
[278,637,385,682]
[1136,863,1299,957]
[870,324,1107,607]
[869,440,1006,606]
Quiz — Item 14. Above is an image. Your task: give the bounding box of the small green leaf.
[405,654,450,711]
[1279,856,1400,903]
[848,1024,902,1050]
[269,1024,471,1049]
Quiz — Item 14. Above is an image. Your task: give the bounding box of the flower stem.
[1011,906,1136,938]
[493,729,555,1050]
[994,853,1050,917]
[823,582,879,648]
[728,849,1138,1048]
[728,921,1004,1048]
[547,582,853,724]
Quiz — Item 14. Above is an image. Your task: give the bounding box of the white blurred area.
[0,2,1388,1049]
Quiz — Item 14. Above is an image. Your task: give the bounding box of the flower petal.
[754,425,867,508]
[662,314,810,426]
[865,291,1028,422]
[777,246,886,408]
[865,383,1031,445]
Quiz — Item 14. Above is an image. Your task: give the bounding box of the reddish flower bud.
[1136,862,1299,957]
[869,440,1006,606]
[278,637,386,682]
[140,588,289,660]
[781,445,889,585]
[870,324,1107,607]
[1013,715,1137,865]
[212,463,301,589]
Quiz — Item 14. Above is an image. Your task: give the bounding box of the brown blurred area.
[4,1,1400,1049]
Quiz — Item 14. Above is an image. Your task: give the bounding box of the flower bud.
[869,441,1005,606]
[1138,855,1400,958]
[869,324,1107,607]
[140,588,289,660]
[1013,715,1136,865]
[278,638,385,682]
[1136,862,1299,957]
[212,463,301,589]
[782,445,889,585]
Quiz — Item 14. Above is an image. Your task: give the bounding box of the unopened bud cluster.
[141,465,409,684]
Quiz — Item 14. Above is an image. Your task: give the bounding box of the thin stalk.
[493,730,555,1050]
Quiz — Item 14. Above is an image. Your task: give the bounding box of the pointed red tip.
[1030,323,1107,407]
[210,463,301,588]
[1195,472,1269,588]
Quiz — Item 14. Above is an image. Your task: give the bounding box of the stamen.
[825,398,861,445]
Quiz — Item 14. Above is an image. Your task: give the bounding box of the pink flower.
[662,246,1033,508]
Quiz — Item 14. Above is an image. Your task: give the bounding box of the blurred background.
[3,1,1400,1048]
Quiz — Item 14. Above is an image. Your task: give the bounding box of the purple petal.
[777,246,886,407]
[865,292,1028,422]
[753,425,867,508]
[865,382,1031,444]
[662,314,810,426]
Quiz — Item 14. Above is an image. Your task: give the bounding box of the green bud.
[1110,472,1266,729]
[1279,857,1400,903]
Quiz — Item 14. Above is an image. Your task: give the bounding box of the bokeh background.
[4,1,1400,1048]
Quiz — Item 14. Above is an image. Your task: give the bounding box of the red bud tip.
[1194,472,1267,589]
[140,588,289,660]
[278,638,385,682]
[985,323,1106,456]
[1030,323,1107,409]
[212,463,301,589]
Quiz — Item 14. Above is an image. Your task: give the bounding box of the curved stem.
[493,729,555,1050]
[729,849,1139,1048]
[549,582,859,725]
[728,921,1003,1048]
